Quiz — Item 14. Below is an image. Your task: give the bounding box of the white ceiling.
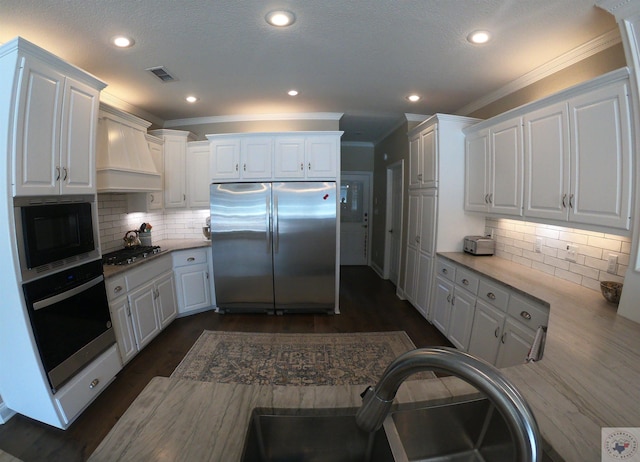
[0,0,618,143]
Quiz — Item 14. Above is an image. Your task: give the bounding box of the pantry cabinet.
[5,39,105,197]
[467,68,633,231]
[402,115,485,320]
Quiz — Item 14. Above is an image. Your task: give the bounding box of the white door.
[340,173,371,265]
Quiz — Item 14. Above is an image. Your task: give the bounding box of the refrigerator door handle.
[273,194,280,254]
[266,194,272,253]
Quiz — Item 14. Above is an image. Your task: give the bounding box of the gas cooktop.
[102,246,162,266]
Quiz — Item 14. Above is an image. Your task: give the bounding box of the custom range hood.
[96,104,162,192]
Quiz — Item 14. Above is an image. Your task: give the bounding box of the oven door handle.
[33,275,105,311]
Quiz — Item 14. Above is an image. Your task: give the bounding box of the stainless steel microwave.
[14,195,100,281]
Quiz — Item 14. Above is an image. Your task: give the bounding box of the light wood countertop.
[91,252,640,461]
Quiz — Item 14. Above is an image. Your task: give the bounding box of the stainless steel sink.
[241,408,395,462]
[241,399,559,462]
[385,397,515,461]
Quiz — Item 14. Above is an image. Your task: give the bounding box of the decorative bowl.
[600,281,623,304]
[202,226,211,240]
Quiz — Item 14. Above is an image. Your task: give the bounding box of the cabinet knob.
[308,162,311,170]
[56,167,61,181]
[150,194,155,203]
[62,167,68,181]
[243,163,247,171]
[520,311,532,320]
[442,268,448,275]
[484,194,489,204]
[235,163,239,171]
[415,236,420,243]
[562,194,567,208]
[462,278,469,285]
[487,292,496,300]
[488,193,493,204]
[114,285,123,294]
[569,194,574,209]
[417,173,422,181]
[300,163,304,171]
[89,378,100,389]
[447,294,451,303]
[494,326,500,338]
[501,333,507,344]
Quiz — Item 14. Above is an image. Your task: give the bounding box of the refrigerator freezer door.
[210,183,275,313]
[272,182,337,312]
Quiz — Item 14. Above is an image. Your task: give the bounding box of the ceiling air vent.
[146,66,177,82]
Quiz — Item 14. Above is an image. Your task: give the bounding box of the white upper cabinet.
[149,130,196,208]
[409,126,437,188]
[208,132,342,182]
[6,40,105,196]
[464,119,523,217]
[464,129,491,212]
[467,68,633,231]
[186,141,212,208]
[568,79,632,229]
[523,102,570,221]
[489,117,523,216]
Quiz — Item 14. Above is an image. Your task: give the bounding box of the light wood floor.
[0,266,451,462]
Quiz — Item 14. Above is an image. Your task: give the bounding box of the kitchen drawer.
[435,259,456,282]
[105,275,127,301]
[477,279,509,311]
[55,345,120,425]
[126,254,172,289]
[172,248,208,267]
[455,268,480,294]
[508,294,549,329]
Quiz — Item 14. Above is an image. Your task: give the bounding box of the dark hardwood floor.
[0,266,451,462]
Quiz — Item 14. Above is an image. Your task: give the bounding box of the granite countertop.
[90,252,640,461]
[102,239,211,278]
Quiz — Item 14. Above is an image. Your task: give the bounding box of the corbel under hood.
[96,104,162,193]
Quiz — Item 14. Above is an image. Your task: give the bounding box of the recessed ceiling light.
[406,94,421,102]
[287,89,299,96]
[266,10,296,27]
[467,30,491,45]
[185,95,198,103]
[111,35,135,48]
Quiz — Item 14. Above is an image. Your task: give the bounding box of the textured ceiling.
[0,0,617,142]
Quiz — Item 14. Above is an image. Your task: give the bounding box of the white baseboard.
[370,261,385,279]
[0,401,16,424]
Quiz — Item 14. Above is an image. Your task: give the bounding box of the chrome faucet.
[356,347,542,461]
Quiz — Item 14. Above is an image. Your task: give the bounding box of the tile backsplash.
[485,218,630,292]
[97,193,210,253]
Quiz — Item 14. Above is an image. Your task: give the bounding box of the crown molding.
[164,112,344,128]
[597,0,640,20]
[341,141,375,148]
[100,92,165,127]
[456,28,622,116]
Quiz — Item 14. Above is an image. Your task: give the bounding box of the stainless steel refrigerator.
[210,181,337,314]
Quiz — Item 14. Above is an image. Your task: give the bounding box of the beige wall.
[165,119,339,141]
[341,143,375,172]
[468,44,626,119]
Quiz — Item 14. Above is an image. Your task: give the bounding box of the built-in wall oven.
[14,195,115,392]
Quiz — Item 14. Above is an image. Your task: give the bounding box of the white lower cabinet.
[172,248,213,315]
[106,254,177,365]
[435,257,549,367]
[432,260,477,351]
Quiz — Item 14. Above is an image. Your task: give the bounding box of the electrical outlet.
[566,245,578,262]
[535,237,543,253]
[607,254,618,274]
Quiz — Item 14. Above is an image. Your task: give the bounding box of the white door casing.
[340,172,372,265]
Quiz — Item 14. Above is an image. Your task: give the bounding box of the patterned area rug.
[170,331,433,386]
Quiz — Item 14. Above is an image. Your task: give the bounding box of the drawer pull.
[494,327,500,338]
[487,292,496,300]
[520,311,532,320]
[114,285,123,294]
[442,268,448,275]
[187,257,195,262]
[501,333,507,344]
[89,379,100,389]
[447,294,451,303]
[462,278,469,285]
